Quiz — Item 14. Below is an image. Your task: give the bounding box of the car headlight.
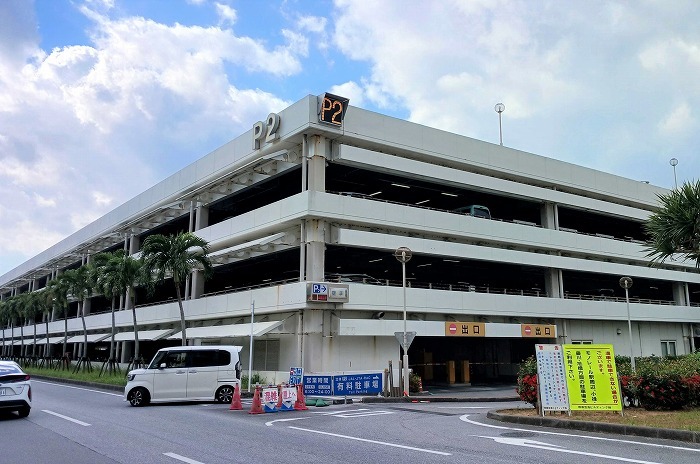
[127,373,136,381]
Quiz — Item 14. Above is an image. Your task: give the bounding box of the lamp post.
[394,247,412,395]
[248,299,255,392]
[494,103,505,146]
[669,158,678,189]
[619,277,635,373]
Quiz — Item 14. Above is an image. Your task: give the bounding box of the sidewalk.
[360,383,520,403]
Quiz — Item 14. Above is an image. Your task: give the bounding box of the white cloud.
[297,15,327,34]
[659,103,695,136]
[215,3,237,26]
[0,1,307,274]
[331,0,700,182]
[329,81,364,108]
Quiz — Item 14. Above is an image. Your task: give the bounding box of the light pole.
[248,299,255,392]
[619,277,635,373]
[494,103,505,146]
[669,158,678,189]
[394,247,412,395]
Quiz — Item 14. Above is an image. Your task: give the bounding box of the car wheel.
[127,387,150,407]
[215,385,234,404]
[17,407,30,418]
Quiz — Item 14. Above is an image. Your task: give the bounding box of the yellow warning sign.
[562,344,622,411]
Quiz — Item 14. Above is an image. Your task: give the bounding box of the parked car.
[453,205,491,219]
[124,345,242,407]
[0,361,32,417]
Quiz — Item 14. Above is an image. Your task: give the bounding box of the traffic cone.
[276,384,284,409]
[294,383,308,411]
[229,383,243,410]
[248,385,264,414]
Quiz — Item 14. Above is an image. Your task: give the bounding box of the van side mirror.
[159,362,167,369]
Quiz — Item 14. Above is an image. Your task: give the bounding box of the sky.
[0,0,699,277]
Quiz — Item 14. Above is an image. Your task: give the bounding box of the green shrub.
[636,374,690,410]
[409,372,422,393]
[515,355,538,408]
[241,372,267,389]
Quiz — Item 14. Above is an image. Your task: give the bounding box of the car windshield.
[0,363,22,376]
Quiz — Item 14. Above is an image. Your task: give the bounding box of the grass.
[24,364,128,387]
[502,407,700,432]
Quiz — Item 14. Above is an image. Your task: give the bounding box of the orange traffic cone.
[248,385,264,414]
[294,383,308,411]
[229,383,243,410]
[276,384,284,409]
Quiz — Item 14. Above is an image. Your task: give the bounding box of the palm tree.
[6,296,22,359]
[21,292,43,358]
[0,299,8,357]
[47,275,71,362]
[38,285,56,359]
[645,180,700,266]
[140,232,213,346]
[63,266,95,365]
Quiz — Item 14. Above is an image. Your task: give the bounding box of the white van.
[124,345,242,407]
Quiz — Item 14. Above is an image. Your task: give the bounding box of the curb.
[487,411,700,444]
[361,395,520,403]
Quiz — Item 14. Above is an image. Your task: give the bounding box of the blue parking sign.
[303,375,333,395]
[289,367,303,385]
[333,373,383,395]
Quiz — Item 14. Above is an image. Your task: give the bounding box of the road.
[1,380,699,463]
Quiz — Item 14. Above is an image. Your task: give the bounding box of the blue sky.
[0,0,699,276]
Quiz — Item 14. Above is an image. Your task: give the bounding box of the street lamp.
[494,103,505,146]
[669,158,678,189]
[619,277,635,373]
[394,247,412,395]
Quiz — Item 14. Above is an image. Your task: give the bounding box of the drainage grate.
[387,406,457,416]
[500,431,539,438]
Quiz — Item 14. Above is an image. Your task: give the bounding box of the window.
[571,340,593,345]
[660,341,676,357]
[190,350,231,367]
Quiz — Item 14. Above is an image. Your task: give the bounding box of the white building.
[1,93,698,384]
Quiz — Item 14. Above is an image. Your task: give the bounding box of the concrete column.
[307,135,327,192]
[672,282,688,306]
[195,204,209,230]
[305,219,326,282]
[540,202,557,229]
[129,234,140,255]
[544,268,562,298]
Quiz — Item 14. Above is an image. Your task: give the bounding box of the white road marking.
[42,410,91,426]
[334,410,393,418]
[478,435,662,464]
[265,416,313,426]
[459,414,700,452]
[436,406,490,409]
[310,408,370,415]
[163,452,205,464]
[288,426,451,455]
[34,380,123,397]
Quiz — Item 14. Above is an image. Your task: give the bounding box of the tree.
[0,300,9,357]
[6,296,22,359]
[93,250,142,369]
[47,274,71,360]
[140,232,213,346]
[38,285,56,358]
[645,180,700,266]
[63,266,95,363]
[21,292,43,358]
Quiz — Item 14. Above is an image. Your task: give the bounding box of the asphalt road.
[2,380,699,464]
